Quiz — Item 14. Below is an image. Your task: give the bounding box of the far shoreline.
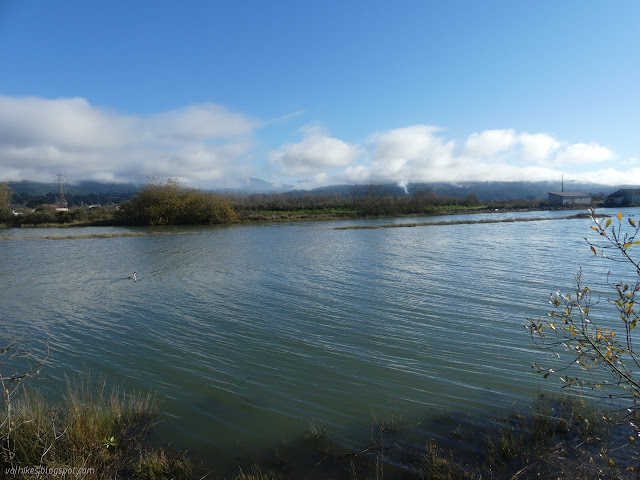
[0,206,604,240]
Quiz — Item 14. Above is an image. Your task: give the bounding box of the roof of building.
[548,191,590,197]
[608,188,640,196]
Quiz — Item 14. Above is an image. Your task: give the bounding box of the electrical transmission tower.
[56,173,68,208]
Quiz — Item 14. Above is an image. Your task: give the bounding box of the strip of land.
[0,231,198,241]
[333,212,593,230]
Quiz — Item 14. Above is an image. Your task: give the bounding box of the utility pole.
[56,173,67,208]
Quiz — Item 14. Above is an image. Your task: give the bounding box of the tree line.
[230,188,482,216]
[2,179,539,227]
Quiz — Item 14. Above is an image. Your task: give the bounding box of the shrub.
[117,179,236,226]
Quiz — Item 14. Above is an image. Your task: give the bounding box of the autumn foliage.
[116,179,236,226]
[529,209,640,402]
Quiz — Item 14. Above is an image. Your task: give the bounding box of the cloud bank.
[0,95,257,186]
[0,94,633,189]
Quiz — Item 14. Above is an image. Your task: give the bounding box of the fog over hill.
[307,181,623,202]
[7,178,630,204]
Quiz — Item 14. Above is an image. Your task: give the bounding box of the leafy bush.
[117,179,236,225]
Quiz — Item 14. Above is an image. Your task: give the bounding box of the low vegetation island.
[0,179,606,229]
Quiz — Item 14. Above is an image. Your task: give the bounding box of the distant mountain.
[306,181,624,201]
[72,181,140,195]
[6,178,634,202]
[7,180,140,206]
[8,180,140,196]
[213,178,294,194]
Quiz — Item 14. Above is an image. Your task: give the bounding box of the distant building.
[35,204,69,212]
[604,188,640,207]
[548,191,592,207]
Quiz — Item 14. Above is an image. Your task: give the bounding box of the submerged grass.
[1,379,191,479]
[226,395,640,479]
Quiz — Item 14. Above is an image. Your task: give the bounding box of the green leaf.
[605,218,612,228]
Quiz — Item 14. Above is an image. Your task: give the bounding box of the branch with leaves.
[528,209,640,406]
[0,337,48,465]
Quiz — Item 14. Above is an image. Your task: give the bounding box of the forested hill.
[307,181,621,201]
[6,179,625,205]
[8,181,139,206]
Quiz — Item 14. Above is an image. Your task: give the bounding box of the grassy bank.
[2,380,191,480]
[4,383,638,479]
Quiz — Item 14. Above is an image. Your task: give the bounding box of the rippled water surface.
[2,208,638,470]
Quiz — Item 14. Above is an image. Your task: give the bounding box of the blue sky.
[0,1,638,189]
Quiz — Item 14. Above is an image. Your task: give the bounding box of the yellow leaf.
[624,243,632,250]
[605,218,612,228]
[590,246,597,255]
[618,212,623,221]
[630,218,637,228]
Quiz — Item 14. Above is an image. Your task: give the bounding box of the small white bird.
[132,272,137,282]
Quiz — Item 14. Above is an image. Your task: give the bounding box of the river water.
[2,207,638,472]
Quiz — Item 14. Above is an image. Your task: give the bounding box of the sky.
[0,0,639,190]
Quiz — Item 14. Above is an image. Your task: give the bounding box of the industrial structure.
[56,173,68,209]
[548,191,592,207]
[604,188,640,207]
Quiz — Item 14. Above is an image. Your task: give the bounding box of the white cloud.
[0,95,135,149]
[555,142,615,165]
[146,104,257,142]
[518,133,562,162]
[326,126,624,187]
[0,95,258,187]
[0,94,630,189]
[270,128,360,177]
[461,129,517,157]
[577,166,640,185]
[361,125,456,183]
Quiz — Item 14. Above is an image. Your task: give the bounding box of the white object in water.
[132,272,137,282]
